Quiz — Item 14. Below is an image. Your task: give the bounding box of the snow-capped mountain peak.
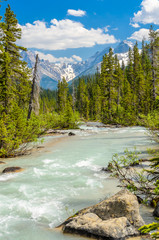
[22,40,134,90]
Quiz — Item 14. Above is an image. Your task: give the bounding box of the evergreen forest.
[1,3,159,158]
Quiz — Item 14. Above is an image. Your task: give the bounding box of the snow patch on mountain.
[116,52,129,66]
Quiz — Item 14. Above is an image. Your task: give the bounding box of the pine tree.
[126,48,134,86]
[141,41,153,113]
[57,78,68,113]
[100,53,108,121]
[114,55,123,119]
[92,83,102,120]
[107,48,115,121]
[0,4,31,114]
[76,78,89,119]
[149,26,159,106]
[0,5,40,157]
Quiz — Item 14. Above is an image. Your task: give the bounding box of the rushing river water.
[0,126,157,240]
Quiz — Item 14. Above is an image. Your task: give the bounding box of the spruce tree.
[149,26,159,106]
[0,5,38,157]
[114,55,123,119]
[0,4,30,114]
[57,77,68,113]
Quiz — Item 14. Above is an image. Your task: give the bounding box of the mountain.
[73,41,133,79]
[114,40,133,54]
[22,40,133,90]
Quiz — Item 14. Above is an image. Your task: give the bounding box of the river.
[0,126,157,240]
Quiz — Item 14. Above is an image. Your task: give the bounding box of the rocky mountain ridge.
[21,40,133,90]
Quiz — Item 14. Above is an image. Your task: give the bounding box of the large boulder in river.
[60,190,144,240]
[2,167,24,174]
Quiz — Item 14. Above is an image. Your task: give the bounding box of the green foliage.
[0,110,42,157]
[139,220,159,238]
[140,111,159,130]
[108,147,158,201]
[64,206,77,219]
[39,110,79,130]
[112,148,140,167]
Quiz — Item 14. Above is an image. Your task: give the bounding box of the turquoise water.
[0,126,156,240]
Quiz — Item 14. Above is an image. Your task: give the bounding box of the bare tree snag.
[27,54,39,120]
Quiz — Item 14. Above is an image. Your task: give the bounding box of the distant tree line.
[41,27,159,126]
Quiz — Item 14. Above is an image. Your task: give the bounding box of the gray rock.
[63,214,138,239]
[86,189,144,228]
[60,190,145,240]
[153,201,159,217]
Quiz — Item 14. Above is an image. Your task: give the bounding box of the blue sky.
[1,0,159,62]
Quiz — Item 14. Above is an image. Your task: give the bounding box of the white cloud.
[130,23,140,28]
[35,51,82,63]
[72,55,82,62]
[18,19,118,50]
[132,0,159,25]
[67,9,86,17]
[128,28,159,41]
[104,25,110,32]
[128,28,150,41]
[112,28,118,31]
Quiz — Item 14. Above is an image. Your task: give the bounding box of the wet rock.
[63,215,138,239]
[68,132,75,136]
[86,122,106,128]
[2,167,24,174]
[101,167,112,173]
[0,161,6,164]
[101,167,108,172]
[137,195,143,204]
[101,162,113,172]
[153,201,159,217]
[115,124,122,128]
[59,190,145,240]
[46,129,66,135]
[130,162,140,166]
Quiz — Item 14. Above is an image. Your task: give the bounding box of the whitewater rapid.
[0,126,156,240]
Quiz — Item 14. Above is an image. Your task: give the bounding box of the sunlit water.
[0,126,157,240]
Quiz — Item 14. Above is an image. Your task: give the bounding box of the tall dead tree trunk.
[27,54,39,120]
[72,79,76,112]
